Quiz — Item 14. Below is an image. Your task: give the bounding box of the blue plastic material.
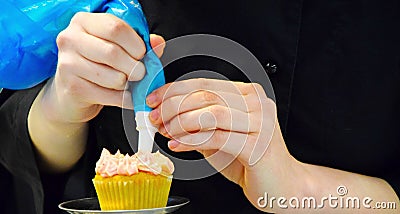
[0,0,164,112]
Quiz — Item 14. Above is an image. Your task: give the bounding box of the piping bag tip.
[135,111,158,153]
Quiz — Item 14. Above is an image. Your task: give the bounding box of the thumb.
[150,34,166,58]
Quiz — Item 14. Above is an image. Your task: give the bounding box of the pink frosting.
[95,148,174,177]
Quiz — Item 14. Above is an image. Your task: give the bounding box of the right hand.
[42,12,165,124]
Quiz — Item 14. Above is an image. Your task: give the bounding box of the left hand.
[146,78,301,211]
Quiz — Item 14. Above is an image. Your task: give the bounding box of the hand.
[28,12,165,172]
[42,12,165,124]
[146,78,300,211]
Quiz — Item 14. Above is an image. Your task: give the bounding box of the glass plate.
[59,196,189,214]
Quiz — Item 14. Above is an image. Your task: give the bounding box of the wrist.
[28,83,89,173]
[267,124,314,197]
[37,80,86,128]
[243,123,304,207]
[41,77,101,125]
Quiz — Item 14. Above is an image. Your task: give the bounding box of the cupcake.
[92,148,174,210]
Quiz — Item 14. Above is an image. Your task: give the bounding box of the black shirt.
[1,0,399,213]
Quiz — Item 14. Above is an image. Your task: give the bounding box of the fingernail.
[168,140,179,150]
[146,93,157,106]
[149,109,159,121]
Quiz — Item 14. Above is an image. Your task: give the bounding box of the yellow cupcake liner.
[92,172,172,210]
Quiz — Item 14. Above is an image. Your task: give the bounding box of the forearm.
[28,84,88,173]
[296,163,399,213]
[255,160,400,213]
[258,156,399,213]
[243,123,398,213]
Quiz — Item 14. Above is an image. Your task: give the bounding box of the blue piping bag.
[103,1,165,152]
[0,0,103,90]
[0,0,164,152]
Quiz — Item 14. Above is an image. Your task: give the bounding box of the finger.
[57,52,128,91]
[158,124,171,139]
[149,90,259,125]
[71,12,146,60]
[62,75,133,110]
[73,31,146,81]
[146,79,266,108]
[164,105,261,138]
[150,34,166,58]
[168,130,257,163]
